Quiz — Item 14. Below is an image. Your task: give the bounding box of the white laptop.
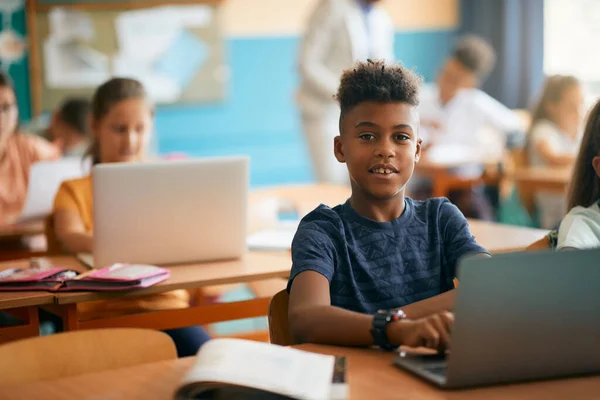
[18,158,89,223]
[92,157,248,268]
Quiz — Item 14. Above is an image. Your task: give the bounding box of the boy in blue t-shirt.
[287,60,489,351]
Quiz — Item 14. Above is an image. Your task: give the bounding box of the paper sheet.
[48,8,94,42]
[247,221,300,251]
[18,158,90,223]
[44,9,109,89]
[113,5,212,103]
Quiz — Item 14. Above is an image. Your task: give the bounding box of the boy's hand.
[389,312,454,351]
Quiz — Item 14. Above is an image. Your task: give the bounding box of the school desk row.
[2,343,599,399]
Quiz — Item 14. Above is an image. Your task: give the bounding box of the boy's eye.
[359,133,375,141]
[395,134,410,141]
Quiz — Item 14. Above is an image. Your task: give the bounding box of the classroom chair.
[0,328,177,386]
[268,289,293,346]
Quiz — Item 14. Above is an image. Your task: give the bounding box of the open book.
[0,263,169,292]
[175,338,347,400]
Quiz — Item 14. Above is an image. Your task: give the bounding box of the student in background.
[419,35,521,145]
[48,98,91,157]
[527,75,583,229]
[557,99,600,250]
[50,78,210,356]
[415,36,522,220]
[288,61,489,350]
[297,0,394,184]
[0,71,60,226]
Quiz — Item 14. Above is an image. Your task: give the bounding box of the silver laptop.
[394,249,600,389]
[92,157,248,267]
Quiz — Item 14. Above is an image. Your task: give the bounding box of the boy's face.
[438,58,478,105]
[334,101,421,200]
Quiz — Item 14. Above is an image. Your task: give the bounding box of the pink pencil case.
[0,263,169,292]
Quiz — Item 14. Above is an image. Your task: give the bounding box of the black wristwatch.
[371,309,406,351]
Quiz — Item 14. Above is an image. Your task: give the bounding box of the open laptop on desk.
[91,157,248,268]
[394,249,600,389]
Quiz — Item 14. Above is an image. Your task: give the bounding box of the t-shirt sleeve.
[439,200,489,278]
[287,220,337,293]
[557,208,600,250]
[53,181,78,213]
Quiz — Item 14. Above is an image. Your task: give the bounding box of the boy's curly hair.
[335,60,423,118]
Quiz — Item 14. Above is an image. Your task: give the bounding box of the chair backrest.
[268,290,293,346]
[0,328,177,386]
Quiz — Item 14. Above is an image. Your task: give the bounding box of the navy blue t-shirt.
[287,197,488,314]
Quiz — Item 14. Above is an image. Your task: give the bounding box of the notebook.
[174,338,347,400]
[0,263,169,292]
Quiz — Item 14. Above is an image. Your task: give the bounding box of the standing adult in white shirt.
[297,0,394,183]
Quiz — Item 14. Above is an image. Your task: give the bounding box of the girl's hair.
[0,69,19,134]
[567,100,600,210]
[57,98,91,137]
[529,75,580,128]
[84,78,149,165]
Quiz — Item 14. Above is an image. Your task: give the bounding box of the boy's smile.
[334,101,421,201]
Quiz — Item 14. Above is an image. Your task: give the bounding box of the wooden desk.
[468,220,548,253]
[0,220,45,241]
[2,345,599,399]
[416,154,502,198]
[0,220,47,262]
[46,252,291,332]
[0,258,57,344]
[250,183,351,220]
[514,167,571,194]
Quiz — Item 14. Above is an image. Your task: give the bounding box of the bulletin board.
[27,0,225,115]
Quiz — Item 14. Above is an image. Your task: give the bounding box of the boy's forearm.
[289,305,375,347]
[397,290,455,319]
[289,290,455,346]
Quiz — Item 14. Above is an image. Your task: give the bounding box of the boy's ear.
[334,136,346,163]
[592,156,600,178]
[414,137,422,163]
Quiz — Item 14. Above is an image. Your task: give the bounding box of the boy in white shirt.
[413,35,522,220]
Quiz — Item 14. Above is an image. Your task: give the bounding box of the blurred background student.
[0,71,59,227]
[527,75,583,229]
[412,35,523,220]
[297,0,394,184]
[46,98,91,158]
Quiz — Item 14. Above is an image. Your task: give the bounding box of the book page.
[181,339,335,400]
